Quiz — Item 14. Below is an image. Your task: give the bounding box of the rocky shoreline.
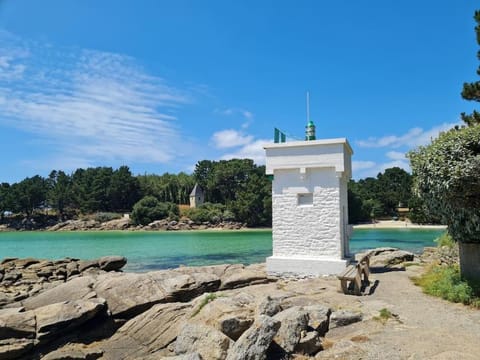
[0,248,422,360]
[0,218,246,232]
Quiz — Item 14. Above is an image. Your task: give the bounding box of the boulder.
[256,296,282,317]
[100,302,191,360]
[78,260,100,273]
[21,276,96,310]
[0,309,36,340]
[34,299,106,343]
[272,306,309,353]
[158,354,202,360]
[357,248,414,267]
[218,315,254,341]
[0,338,36,360]
[174,323,233,360]
[303,305,331,336]
[98,256,127,272]
[220,266,268,290]
[93,272,171,318]
[225,315,281,360]
[295,331,322,355]
[41,344,104,360]
[329,310,363,328]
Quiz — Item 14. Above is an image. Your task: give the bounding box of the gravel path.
[317,265,480,359]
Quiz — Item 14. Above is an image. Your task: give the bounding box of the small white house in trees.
[189,184,205,208]
[264,129,353,276]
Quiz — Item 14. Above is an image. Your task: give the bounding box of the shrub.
[413,264,480,306]
[435,232,455,248]
[131,196,179,225]
[94,212,121,223]
[183,203,229,224]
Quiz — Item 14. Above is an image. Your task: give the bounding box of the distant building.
[189,184,205,208]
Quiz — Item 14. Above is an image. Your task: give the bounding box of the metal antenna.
[306,91,310,122]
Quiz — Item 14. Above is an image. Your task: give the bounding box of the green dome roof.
[307,120,315,126]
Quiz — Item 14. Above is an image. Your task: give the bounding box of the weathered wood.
[337,254,370,295]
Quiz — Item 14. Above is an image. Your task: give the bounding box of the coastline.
[353,220,447,230]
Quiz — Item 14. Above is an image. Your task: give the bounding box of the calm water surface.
[0,228,445,272]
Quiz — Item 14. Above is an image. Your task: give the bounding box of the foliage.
[138,172,194,205]
[10,176,49,216]
[131,196,178,225]
[460,10,480,126]
[348,167,436,223]
[413,265,480,306]
[408,125,480,243]
[183,203,226,224]
[435,233,455,248]
[373,308,394,323]
[94,212,122,223]
[191,293,219,317]
[47,170,73,219]
[0,182,13,220]
[193,159,272,227]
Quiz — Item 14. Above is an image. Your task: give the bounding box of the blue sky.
[0,0,478,183]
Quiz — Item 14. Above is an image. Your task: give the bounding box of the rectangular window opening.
[297,193,313,206]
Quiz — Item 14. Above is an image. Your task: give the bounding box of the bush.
[435,233,455,248]
[182,203,229,224]
[131,196,179,225]
[413,264,480,306]
[94,212,122,223]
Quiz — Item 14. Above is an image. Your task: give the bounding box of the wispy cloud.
[352,160,376,172]
[356,122,457,149]
[0,31,190,172]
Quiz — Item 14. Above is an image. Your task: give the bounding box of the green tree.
[11,176,48,216]
[0,183,12,220]
[461,10,480,126]
[108,166,141,212]
[409,125,480,281]
[131,196,178,225]
[47,170,73,220]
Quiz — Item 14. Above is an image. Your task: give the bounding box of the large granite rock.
[225,315,281,360]
[356,248,415,267]
[174,323,233,360]
[99,302,191,360]
[272,306,309,353]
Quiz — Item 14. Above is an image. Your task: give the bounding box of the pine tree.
[461,10,480,126]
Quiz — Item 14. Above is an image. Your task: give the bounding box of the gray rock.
[226,315,281,360]
[78,260,99,273]
[158,354,202,360]
[220,269,268,290]
[0,338,36,360]
[218,315,254,341]
[34,299,106,343]
[329,310,363,328]
[256,296,282,317]
[303,305,331,336]
[98,256,127,272]
[273,306,309,353]
[41,345,104,360]
[0,309,36,340]
[357,248,414,267]
[93,272,170,318]
[175,323,233,360]
[21,276,96,310]
[295,331,322,355]
[100,302,191,360]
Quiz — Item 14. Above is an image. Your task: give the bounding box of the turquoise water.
[0,228,445,272]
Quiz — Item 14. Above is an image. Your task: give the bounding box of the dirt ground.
[276,265,480,360]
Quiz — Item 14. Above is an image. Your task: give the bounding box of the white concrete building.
[264,138,353,276]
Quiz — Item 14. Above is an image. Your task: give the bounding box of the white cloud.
[356,122,458,149]
[211,129,254,149]
[0,31,190,171]
[386,151,406,161]
[221,139,271,164]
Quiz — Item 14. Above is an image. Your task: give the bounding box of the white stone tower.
[264,137,353,276]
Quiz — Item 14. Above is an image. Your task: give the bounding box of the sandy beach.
[353,219,447,230]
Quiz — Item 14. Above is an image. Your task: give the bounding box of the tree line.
[0,160,272,227]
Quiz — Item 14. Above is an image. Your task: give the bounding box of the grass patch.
[373,308,400,324]
[434,233,455,248]
[191,293,219,317]
[413,264,480,307]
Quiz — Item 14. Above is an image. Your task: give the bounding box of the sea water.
[0,228,445,272]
